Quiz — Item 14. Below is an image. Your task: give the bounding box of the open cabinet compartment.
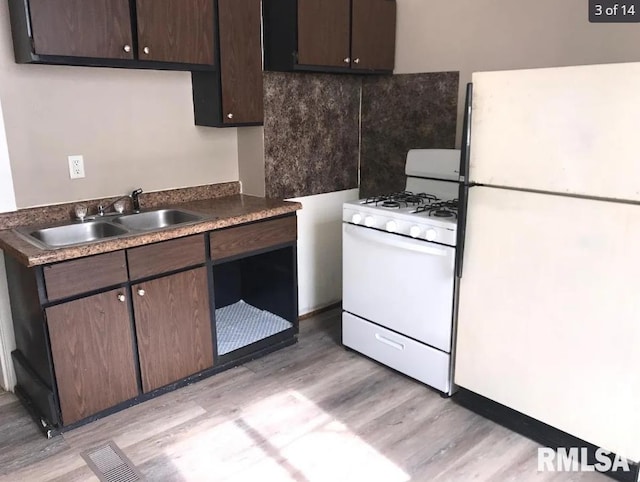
[212,246,298,359]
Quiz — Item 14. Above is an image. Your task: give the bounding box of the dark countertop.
[0,194,302,267]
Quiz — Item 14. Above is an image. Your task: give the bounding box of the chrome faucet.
[97,195,131,216]
[131,188,143,213]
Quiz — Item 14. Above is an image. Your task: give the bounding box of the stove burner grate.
[362,191,441,209]
[413,199,459,219]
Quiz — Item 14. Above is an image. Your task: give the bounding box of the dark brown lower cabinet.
[46,289,139,425]
[6,217,297,433]
[133,267,214,392]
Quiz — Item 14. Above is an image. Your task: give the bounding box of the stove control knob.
[425,229,437,241]
[386,221,397,233]
[364,216,375,228]
[409,226,422,238]
[351,213,362,224]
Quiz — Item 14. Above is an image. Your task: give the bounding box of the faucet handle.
[74,204,88,221]
[113,199,126,214]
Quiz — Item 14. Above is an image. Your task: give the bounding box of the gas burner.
[413,200,458,219]
[432,210,456,218]
[381,200,401,209]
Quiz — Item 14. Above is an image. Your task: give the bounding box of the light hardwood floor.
[0,309,607,481]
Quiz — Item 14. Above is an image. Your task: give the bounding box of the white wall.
[395,0,640,143]
[291,189,360,314]
[238,127,266,197]
[0,98,17,391]
[0,2,239,209]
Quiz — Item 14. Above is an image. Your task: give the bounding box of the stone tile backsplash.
[262,71,459,199]
[264,72,360,199]
[360,72,459,197]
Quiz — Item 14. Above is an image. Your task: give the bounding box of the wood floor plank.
[0,309,609,481]
[63,399,207,452]
[0,390,16,408]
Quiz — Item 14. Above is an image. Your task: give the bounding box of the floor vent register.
[81,441,145,482]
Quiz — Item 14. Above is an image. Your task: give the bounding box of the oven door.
[342,223,455,352]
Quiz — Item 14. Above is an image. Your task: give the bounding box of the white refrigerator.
[455,62,640,464]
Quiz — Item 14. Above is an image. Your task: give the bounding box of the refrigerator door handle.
[460,83,473,185]
[456,183,470,278]
[456,82,473,279]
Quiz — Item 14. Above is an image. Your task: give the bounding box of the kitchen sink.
[14,208,209,250]
[23,221,129,248]
[112,209,204,232]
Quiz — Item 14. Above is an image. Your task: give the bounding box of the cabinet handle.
[137,288,146,297]
[354,58,360,64]
[117,294,126,302]
[343,57,350,64]
[227,113,234,119]
[143,47,150,55]
[123,45,132,53]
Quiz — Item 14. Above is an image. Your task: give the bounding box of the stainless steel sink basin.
[14,207,209,250]
[23,221,129,248]
[112,209,204,232]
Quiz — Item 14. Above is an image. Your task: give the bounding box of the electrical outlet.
[68,155,85,179]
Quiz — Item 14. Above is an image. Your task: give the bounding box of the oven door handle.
[344,224,448,257]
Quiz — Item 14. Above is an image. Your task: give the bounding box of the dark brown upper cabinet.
[8,0,216,70]
[297,0,350,68]
[263,0,396,74]
[191,0,264,127]
[351,0,396,71]
[28,0,134,60]
[135,0,215,65]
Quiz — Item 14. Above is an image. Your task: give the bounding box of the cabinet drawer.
[210,216,296,261]
[128,235,205,279]
[44,251,127,301]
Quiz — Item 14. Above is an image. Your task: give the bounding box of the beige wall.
[395,0,640,142]
[237,127,265,197]
[0,3,238,209]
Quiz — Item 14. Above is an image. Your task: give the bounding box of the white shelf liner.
[216,300,293,355]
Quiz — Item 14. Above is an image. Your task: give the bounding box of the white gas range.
[342,149,461,395]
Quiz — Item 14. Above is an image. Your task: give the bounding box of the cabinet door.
[218,0,264,124]
[46,289,138,425]
[133,267,213,392]
[28,0,134,59]
[136,0,215,65]
[297,0,350,68]
[351,0,396,71]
